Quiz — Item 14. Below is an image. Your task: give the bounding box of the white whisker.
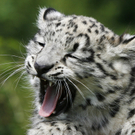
[0,64,24,79]
[0,54,25,59]
[0,66,13,73]
[1,66,25,86]
[0,61,24,66]
[63,79,72,105]
[71,77,95,96]
[14,71,26,90]
[66,77,85,100]
[56,80,61,96]
[19,44,26,59]
[0,69,17,80]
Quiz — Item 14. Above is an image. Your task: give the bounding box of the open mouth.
[39,79,76,117]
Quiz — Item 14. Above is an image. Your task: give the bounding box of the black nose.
[34,62,54,75]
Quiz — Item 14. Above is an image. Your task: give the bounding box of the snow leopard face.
[25,7,135,121]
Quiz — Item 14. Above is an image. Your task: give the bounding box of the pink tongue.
[39,85,59,117]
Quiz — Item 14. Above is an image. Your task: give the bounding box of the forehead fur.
[35,8,135,68]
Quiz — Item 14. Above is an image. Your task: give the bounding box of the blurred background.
[0,0,135,134]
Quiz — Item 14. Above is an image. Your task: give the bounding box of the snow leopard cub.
[25,7,135,135]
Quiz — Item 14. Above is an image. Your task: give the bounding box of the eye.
[63,54,80,63]
[65,54,73,58]
[64,54,78,59]
[38,42,45,47]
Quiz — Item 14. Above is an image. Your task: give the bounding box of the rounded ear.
[37,7,64,29]
[107,34,135,70]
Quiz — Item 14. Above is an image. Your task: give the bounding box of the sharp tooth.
[42,78,46,81]
[49,82,52,86]
[53,111,56,114]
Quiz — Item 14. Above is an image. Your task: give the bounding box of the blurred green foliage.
[0,0,135,134]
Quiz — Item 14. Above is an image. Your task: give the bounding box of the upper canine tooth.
[49,82,52,86]
[41,78,46,81]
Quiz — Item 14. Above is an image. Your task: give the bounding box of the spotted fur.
[25,8,135,135]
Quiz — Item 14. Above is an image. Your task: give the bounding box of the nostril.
[34,62,54,75]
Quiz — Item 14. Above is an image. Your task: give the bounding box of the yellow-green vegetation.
[0,0,135,134]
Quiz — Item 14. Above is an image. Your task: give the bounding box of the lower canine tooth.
[53,111,56,114]
[42,78,46,81]
[49,82,52,86]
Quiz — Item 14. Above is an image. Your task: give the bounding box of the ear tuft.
[43,8,64,21]
[43,8,57,20]
[109,34,135,67]
[122,34,135,44]
[37,7,64,29]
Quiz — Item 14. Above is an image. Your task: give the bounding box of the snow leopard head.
[25,8,135,118]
